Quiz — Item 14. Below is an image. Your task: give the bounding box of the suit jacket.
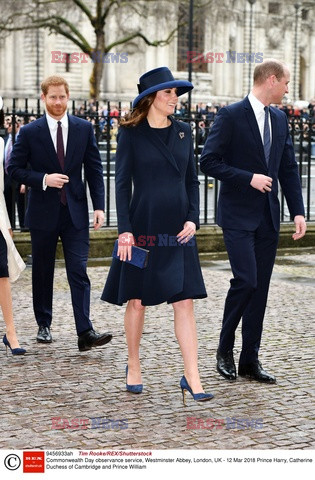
[0,138,25,282]
[7,114,104,231]
[200,96,305,231]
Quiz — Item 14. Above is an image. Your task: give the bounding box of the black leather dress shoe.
[238,361,276,384]
[78,330,112,352]
[216,349,236,380]
[36,326,52,343]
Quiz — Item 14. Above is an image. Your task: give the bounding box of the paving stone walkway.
[0,251,314,450]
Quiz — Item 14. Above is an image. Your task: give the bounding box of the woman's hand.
[177,221,196,244]
[118,232,135,261]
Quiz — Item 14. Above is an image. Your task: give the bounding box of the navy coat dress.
[101,117,207,306]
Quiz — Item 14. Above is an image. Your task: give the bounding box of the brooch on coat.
[179,132,185,139]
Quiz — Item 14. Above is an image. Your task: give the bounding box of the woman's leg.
[124,299,145,385]
[173,299,204,393]
[0,277,21,349]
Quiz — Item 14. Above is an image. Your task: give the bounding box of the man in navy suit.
[8,76,112,351]
[3,116,26,230]
[200,59,306,383]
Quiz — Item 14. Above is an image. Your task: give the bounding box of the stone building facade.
[0,0,314,105]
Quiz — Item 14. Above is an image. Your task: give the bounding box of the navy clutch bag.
[112,239,149,269]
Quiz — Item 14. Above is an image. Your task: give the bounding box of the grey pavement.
[1,251,314,450]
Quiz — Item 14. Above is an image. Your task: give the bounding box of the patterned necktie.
[5,135,12,174]
[56,121,66,204]
[263,106,271,165]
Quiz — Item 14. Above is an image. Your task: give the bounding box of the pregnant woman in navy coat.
[102,67,212,403]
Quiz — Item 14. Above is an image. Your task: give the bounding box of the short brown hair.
[120,93,156,127]
[41,75,70,95]
[254,59,287,85]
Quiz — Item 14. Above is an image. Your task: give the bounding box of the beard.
[45,102,68,119]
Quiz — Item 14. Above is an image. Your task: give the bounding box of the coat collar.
[137,117,185,172]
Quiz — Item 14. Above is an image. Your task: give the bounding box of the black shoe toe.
[78,330,112,352]
[216,349,237,380]
[36,326,52,343]
[238,361,276,384]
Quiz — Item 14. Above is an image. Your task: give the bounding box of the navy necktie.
[57,121,66,204]
[263,106,271,165]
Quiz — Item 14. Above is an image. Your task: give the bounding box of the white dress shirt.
[248,92,272,144]
[46,112,68,153]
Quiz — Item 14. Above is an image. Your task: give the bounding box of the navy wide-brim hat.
[132,67,193,108]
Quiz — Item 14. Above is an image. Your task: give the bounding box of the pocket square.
[112,239,149,269]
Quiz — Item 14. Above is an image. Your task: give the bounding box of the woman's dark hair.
[0,108,4,128]
[120,93,156,127]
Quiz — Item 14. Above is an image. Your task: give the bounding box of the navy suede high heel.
[180,375,213,405]
[126,366,143,394]
[3,334,26,356]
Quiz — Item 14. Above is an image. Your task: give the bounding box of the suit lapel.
[65,115,80,171]
[269,108,277,167]
[168,118,185,160]
[36,116,60,171]
[139,118,180,173]
[243,97,268,169]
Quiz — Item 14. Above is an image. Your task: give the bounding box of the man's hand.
[93,210,104,230]
[250,174,273,193]
[8,228,13,238]
[46,173,69,188]
[292,215,306,241]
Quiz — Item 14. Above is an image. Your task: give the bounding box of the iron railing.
[1,99,314,229]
